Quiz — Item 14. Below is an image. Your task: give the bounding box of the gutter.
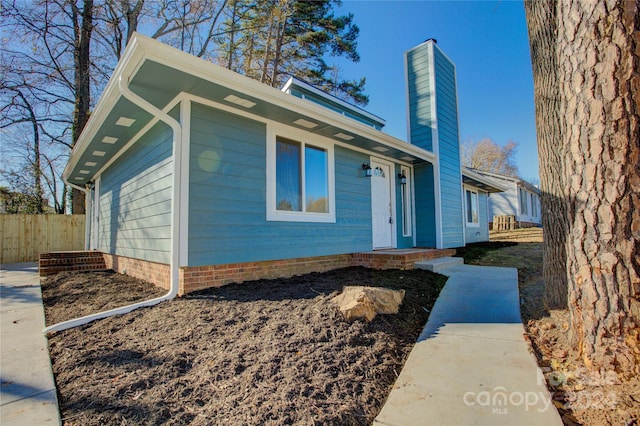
[44,70,182,334]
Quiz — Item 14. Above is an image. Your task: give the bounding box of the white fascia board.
[133,34,435,164]
[281,76,387,127]
[66,32,436,185]
[472,169,521,183]
[462,167,509,192]
[281,77,295,93]
[62,40,147,183]
[472,169,540,194]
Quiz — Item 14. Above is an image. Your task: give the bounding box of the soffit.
[67,55,434,185]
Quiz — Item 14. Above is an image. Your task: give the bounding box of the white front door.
[371,159,394,249]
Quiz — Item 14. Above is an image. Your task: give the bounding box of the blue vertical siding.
[406,43,436,248]
[406,41,464,249]
[433,46,464,248]
[98,121,173,263]
[188,102,372,267]
[414,163,437,247]
[406,47,434,152]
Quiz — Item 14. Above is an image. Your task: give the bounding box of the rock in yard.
[332,286,405,322]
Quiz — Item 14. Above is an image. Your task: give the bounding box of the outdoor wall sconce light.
[362,163,372,177]
[398,173,407,185]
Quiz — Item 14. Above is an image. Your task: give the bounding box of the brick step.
[40,257,105,266]
[39,251,107,277]
[39,266,109,277]
[40,251,102,258]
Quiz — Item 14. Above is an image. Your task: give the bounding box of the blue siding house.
[64,35,502,294]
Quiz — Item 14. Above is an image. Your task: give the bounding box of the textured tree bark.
[524,0,569,309]
[71,0,94,214]
[557,0,640,375]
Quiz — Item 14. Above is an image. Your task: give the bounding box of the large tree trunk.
[557,0,640,375]
[71,0,94,214]
[524,0,569,309]
[124,0,144,43]
[17,90,46,213]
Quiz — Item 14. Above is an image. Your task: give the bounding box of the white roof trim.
[281,76,386,127]
[63,37,147,182]
[65,33,435,183]
[461,167,509,192]
[469,169,540,193]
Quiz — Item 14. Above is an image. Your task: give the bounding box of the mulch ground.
[42,267,446,425]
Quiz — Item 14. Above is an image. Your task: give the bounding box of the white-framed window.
[400,166,412,237]
[266,124,335,223]
[530,193,538,218]
[465,187,479,227]
[519,187,529,216]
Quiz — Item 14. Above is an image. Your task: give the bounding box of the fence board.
[0,214,85,263]
[492,215,516,231]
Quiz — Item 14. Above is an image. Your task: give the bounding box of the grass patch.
[455,241,518,263]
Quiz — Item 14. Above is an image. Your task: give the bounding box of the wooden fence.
[0,214,85,264]
[492,215,517,231]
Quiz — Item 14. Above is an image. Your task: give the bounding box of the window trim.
[464,185,480,227]
[266,123,336,223]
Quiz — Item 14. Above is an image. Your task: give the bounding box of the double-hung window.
[267,126,335,222]
[465,187,479,226]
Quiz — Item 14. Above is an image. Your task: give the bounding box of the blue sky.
[335,0,539,181]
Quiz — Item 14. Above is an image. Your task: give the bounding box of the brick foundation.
[103,253,171,291]
[179,254,353,294]
[351,248,457,270]
[41,248,456,295]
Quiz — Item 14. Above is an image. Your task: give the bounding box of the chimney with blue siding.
[405,39,464,249]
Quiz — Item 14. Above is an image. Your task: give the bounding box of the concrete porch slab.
[415,256,464,273]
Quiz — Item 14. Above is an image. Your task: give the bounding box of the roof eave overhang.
[134,35,434,163]
[65,34,436,185]
[63,37,148,184]
[462,168,507,193]
[281,76,387,128]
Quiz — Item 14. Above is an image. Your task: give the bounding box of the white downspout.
[44,73,182,334]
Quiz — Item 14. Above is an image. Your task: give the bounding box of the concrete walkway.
[375,264,562,426]
[1,262,60,426]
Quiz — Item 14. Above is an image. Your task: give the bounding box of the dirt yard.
[462,228,640,426]
[42,229,639,425]
[42,267,446,425]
